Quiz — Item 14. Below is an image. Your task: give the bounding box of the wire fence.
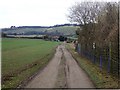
[76,42,119,77]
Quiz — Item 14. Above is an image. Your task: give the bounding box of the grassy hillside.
[2,38,60,88]
[2,26,78,36]
[48,26,77,35]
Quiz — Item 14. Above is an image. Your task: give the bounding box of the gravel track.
[25,44,95,88]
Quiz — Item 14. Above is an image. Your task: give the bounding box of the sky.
[0,0,118,28]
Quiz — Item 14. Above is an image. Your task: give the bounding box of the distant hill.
[2,24,79,37]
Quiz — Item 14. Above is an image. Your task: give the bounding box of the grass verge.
[66,43,119,88]
[2,49,56,88]
[2,38,60,88]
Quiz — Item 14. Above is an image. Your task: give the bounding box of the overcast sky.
[0,0,118,28]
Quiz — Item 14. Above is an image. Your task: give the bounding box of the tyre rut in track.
[25,44,95,88]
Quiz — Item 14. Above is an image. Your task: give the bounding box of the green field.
[2,38,59,88]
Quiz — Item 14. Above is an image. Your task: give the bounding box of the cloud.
[0,0,75,28]
[0,0,117,28]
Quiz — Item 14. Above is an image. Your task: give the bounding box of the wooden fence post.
[93,42,96,63]
[108,42,111,73]
[100,54,102,71]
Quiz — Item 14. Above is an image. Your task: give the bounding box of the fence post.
[108,42,111,73]
[78,43,81,54]
[93,42,96,63]
[100,55,102,70]
[99,49,102,70]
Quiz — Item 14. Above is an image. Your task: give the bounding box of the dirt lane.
[25,46,62,88]
[25,44,95,88]
[62,44,94,88]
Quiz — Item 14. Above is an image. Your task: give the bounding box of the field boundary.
[2,38,60,88]
[17,45,59,88]
[2,54,49,84]
[66,43,119,88]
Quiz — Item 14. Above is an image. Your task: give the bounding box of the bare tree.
[68,2,104,25]
[68,2,119,76]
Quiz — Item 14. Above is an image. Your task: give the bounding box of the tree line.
[68,2,118,76]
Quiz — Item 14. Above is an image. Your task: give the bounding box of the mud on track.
[25,43,95,88]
